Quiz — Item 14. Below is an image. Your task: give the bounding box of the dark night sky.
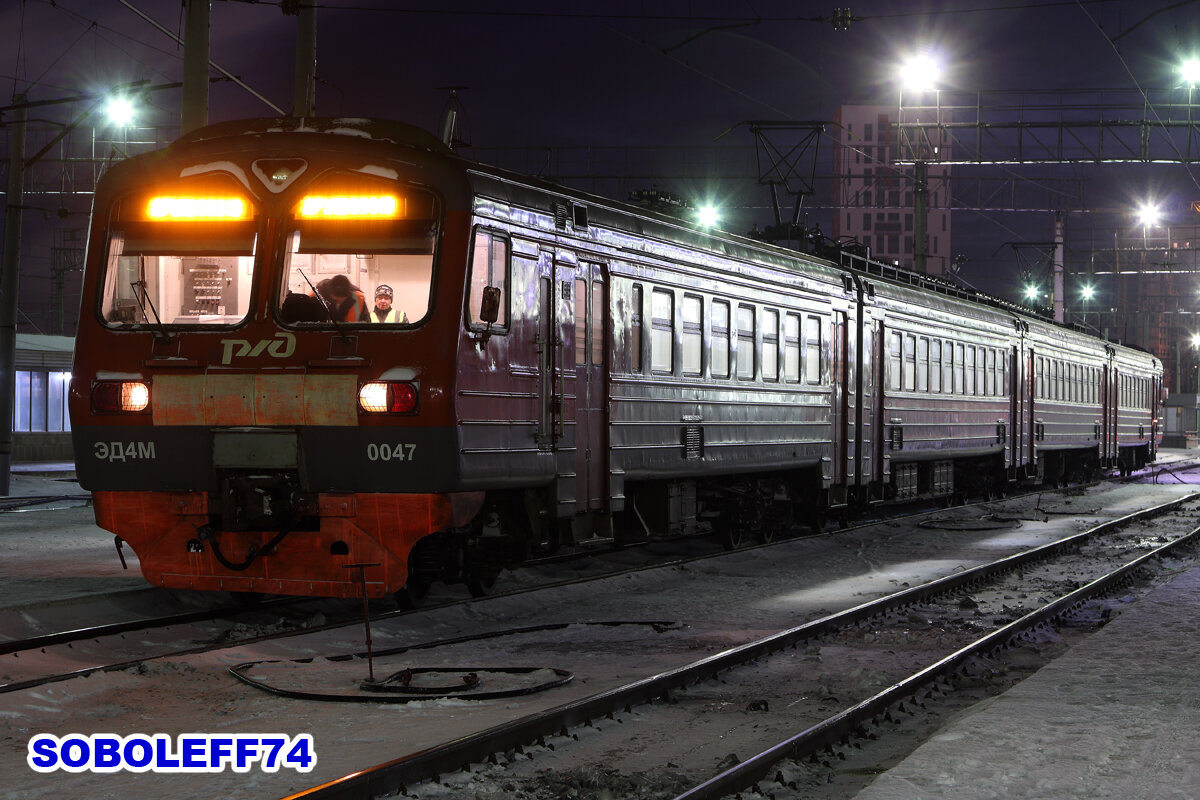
[3,0,1200,332]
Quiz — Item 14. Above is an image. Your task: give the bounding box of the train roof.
[172,116,453,155]
[453,140,1157,363]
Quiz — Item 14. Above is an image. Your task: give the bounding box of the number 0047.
[366,443,416,461]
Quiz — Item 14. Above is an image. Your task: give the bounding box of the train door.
[871,318,887,498]
[830,311,847,502]
[1104,361,1118,467]
[536,249,559,450]
[1100,347,1114,467]
[551,252,577,517]
[853,309,878,503]
[1024,348,1036,477]
[1151,374,1163,459]
[573,262,608,517]
[1009,345,1023,473]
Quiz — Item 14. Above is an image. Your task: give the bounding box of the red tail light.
[92,381,150,413]
[358,381,418,414]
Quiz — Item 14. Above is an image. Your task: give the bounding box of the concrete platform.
[854,553,1200,799]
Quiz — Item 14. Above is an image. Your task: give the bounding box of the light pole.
[1023,283,1042,313]
[1191,333,1200,396]
[1079,283,1096,330]
[0,93,27,496]
[1136,202,1161,246]
[0,87,147,494]
[897,52,942,275]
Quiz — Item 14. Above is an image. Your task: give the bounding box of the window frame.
[784,312,801,384]
[711,299,731,379]
[681,293,703,377]
[761,308,780,382]
[804,315,822,385]
[736,303,756,381]
[466,226,511,334]
[650,287,675,375]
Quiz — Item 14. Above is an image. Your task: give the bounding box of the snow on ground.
[0,456,1198,798]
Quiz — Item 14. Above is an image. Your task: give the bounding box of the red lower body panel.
[92,490,456,598]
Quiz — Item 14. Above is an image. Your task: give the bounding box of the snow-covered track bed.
[281,494,1200,800]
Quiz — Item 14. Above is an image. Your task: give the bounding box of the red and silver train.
[69,117,1164,601]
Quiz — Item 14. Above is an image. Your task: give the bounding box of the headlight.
[358,381,417,414]
[92,381,150,413]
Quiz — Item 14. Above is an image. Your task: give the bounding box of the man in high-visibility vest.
[370,284,408,323]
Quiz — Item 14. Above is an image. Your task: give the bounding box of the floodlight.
[106,96,137,127]
[696,204,720,228]
[1136,203,1161,228]
[1182,58,1200,87]
[898,53,941,93]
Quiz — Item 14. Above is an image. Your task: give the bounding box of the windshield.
[100,180,257,327]
[279,181,439,326]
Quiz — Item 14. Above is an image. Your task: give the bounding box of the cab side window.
[467,228,509,329]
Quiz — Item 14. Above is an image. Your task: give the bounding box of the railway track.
[3,469,1189,697]
[0,472,1130,697]
[276,492,1200,800]
[4,471,1195,800]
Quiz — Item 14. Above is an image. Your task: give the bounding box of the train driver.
[370,284,408,323]
[314,274,368,322]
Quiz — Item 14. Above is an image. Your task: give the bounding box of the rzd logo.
[219,332,296,365]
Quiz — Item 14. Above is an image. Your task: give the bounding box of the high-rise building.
[832,105,952,276]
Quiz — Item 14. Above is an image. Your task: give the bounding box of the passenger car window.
[737,305,755,380]
[651,289,674,374]
[682,295,703,376]
[762,309,779,382]
[711,300,731,379]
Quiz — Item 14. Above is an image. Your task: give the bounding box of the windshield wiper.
[296,269,352,341]
[130,280,171,341]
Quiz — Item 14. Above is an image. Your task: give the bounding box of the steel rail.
[279,493,1198,800]
[672,520,1200,799]
[0,484,1051,693]
[0,596,294,657]
[0,478,1148,699]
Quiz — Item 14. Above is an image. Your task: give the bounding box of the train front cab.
[69,125,493,599]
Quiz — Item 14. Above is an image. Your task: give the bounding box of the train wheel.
[522,492,560,557]
[394,576,430,610]
[528,522,562,558]
[466,566,500,597]
[721,525,746,550]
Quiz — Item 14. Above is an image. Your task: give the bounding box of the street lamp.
[1080,282,1094,326]
[1023,283,1041,307]
[1135,201,1162,249]
[899,53,942,93]
[695,204,720,229]
[1187,333,1200,396]
[104,95,137,127]
[896,51,943,275]
[1181,58,1200,87]
[1136,202,1161,229]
